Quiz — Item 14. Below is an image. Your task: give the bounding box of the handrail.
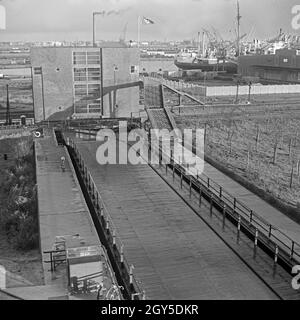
[69,138,146,300]
[71,127,300,264]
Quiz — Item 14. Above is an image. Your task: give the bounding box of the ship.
[174,54,238,73]
[174,1,242,74]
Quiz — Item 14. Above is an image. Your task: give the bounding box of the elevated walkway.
[72,139,278,300]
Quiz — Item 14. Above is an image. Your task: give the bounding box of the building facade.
[238,49,300,83]
[31,46,141,122]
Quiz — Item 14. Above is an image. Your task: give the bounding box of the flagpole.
[137,15,141,48]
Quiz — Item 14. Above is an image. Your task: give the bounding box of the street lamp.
[93,12,103,47]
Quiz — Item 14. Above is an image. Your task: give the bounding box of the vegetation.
[0,137,39,250]
[176,114,300,211]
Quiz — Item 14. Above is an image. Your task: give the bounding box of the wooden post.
[237,215,241,243]
[120,244,124,264]
[222,205,226,231]
[290,164,294,189]
[180,172,183,189]
[129,265,134,285]
[113,229,116,247]
[273,246,278,277]
[210,193,213,217]
[253,229,258,259]
[199,186,202,206]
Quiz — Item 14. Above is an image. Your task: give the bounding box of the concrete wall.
[31,47,140,122]
[31,47,74,122]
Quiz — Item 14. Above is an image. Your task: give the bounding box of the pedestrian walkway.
[74,139,278,300]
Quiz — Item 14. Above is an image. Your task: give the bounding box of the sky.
[0,0,299,42]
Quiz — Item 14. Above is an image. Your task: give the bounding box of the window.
[87,51,100,64]
[88,84,101,96]
[87,67,101,81]
[73,51,100,65]
[130,65,136,73]
[74,67,87,82]
[74,84,87,96]
[73,52,87,65]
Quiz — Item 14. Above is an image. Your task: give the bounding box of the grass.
[176,113,300,212]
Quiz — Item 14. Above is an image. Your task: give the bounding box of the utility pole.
[236,1,242,57]
[6,84,11,125]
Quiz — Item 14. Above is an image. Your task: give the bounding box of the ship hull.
[174,59,238,74]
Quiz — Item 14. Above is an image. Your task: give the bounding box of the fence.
[157,148,300,273]
[68,138,146,300]
[144,76,300,97]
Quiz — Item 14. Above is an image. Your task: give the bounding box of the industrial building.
[31,46,141,122]
[238,48,300,83]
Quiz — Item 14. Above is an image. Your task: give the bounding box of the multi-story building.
[31,45,141,122]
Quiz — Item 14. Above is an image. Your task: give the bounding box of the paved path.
[30,135,100,298]
[76,140,278,300]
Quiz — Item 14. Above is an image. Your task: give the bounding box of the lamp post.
[93,12,103,47]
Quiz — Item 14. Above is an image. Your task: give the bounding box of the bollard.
[222,205,226,231]
[253,229,258,259]
[237,216,241,243]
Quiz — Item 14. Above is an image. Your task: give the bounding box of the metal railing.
[158,148,300,272]
[68,138,146,300]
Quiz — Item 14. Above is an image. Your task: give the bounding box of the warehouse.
[238,48,300,83]
[31,45,141,122]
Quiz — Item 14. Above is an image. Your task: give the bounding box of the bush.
[0,137,38,251]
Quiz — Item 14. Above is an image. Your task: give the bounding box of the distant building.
[31,45,141,122]
[238,49,300,83]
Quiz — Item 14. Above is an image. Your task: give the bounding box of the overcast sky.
[0,0,299,42]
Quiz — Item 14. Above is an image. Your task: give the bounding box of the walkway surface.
[5,134,100,300]
[75,139,278,300]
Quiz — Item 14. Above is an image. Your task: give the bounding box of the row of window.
[73,67,101,82]
[74,83,101,97]
[74,101,101,114]
[73,51,101,65]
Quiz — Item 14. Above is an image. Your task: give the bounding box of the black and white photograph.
[0,0,300,309]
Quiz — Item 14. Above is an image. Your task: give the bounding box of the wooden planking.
[76,140,278,300]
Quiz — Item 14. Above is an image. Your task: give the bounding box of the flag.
[142,17,154,25]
